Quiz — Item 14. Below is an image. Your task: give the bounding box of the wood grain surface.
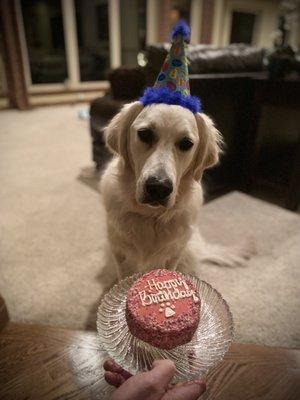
[0,323,299,400]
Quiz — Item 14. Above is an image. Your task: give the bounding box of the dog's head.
[105,101,223,208]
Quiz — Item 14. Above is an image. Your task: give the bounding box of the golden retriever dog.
[101,101,252,280]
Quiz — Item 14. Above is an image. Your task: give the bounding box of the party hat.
[140,21,201,113]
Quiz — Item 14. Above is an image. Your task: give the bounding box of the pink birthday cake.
[125,269,200,349]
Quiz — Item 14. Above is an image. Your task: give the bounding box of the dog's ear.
[104,101,143,164]
[193,113,223,181]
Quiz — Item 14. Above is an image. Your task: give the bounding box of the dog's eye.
[137,128,155,145]
[178,137,194,151]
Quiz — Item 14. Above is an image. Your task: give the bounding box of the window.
[19,0,148,89]
[21,0,68,84]
[230,11,256,44]
[120,0,146,66]
[74,0,110,81]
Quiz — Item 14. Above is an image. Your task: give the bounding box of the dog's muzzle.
[142,176,173,206]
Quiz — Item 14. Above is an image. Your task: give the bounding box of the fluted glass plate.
[97,272,234,382]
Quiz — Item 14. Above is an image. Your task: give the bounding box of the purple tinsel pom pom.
[139,87,201,114]
[171,20,190,42]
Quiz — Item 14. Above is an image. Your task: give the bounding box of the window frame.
[212,0,263,46]
[225,4,261,46]
[16,0,114,93]
[16,0,197,93]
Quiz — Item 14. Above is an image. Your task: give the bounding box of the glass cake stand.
[97,272,234,383]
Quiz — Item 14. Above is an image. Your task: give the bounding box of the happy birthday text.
[138,277,199,306]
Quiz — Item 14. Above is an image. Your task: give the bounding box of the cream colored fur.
[101,102,252,280]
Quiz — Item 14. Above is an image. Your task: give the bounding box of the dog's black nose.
[145,176,173,202]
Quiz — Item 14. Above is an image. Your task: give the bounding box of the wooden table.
[0,323,299,400]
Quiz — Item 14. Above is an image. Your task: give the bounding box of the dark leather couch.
[143,43,264,85]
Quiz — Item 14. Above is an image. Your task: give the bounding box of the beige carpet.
[0,105,299,349]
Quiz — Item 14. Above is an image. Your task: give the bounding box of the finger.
[111,360,176,400]
[146,359,176,389]
[103,359,133,380]
[119,369,133,380]
[103,359,119,371]
[104,371,126,388]
[163,380,206,400]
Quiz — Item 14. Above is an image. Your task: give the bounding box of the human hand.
[103,358,206,400]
